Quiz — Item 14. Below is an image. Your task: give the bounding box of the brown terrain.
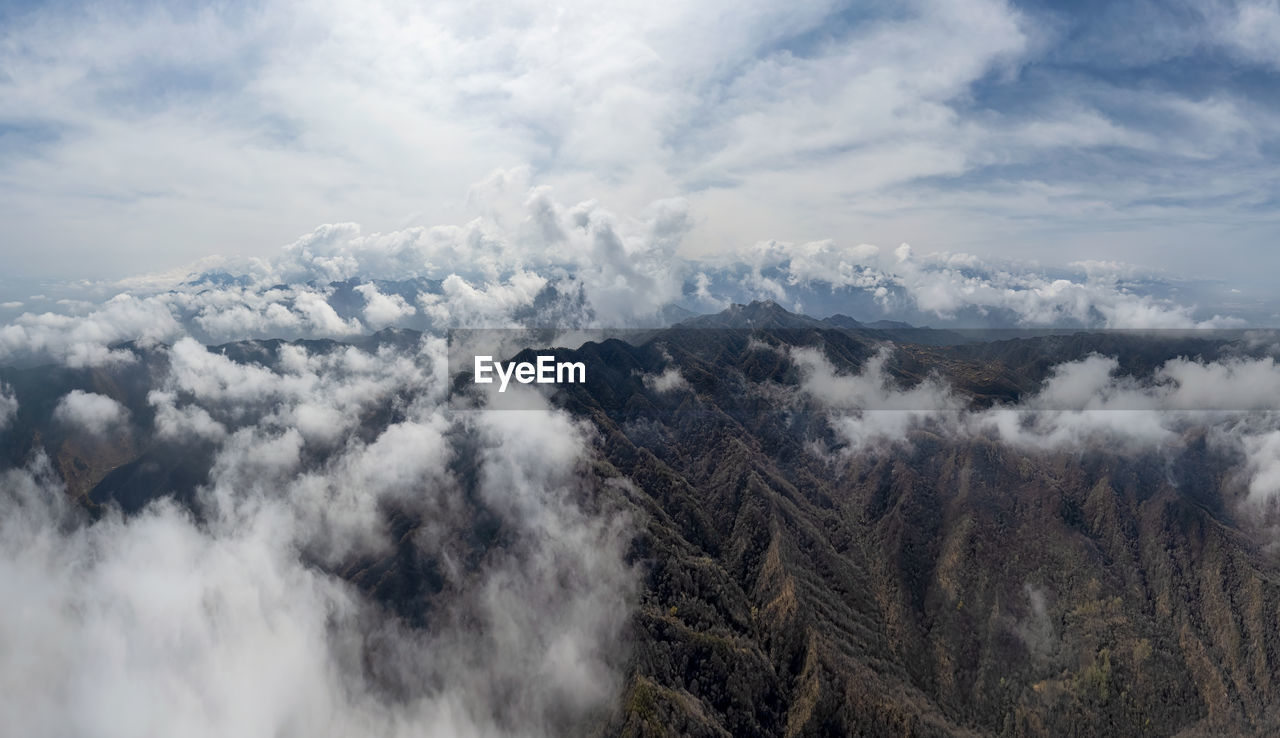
[3,302,1278,736]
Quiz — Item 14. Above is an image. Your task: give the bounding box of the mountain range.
[2,301,1278,736]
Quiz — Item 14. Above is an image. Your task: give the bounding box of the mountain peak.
[732,299,792,318]
[679,300,826,330]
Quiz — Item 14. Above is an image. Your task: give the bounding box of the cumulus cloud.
[0,294,180,367]
[419,272,549,329]
[184,285,307,340]
[744,239,1241,328]
[52,390,129,436]
[0,177,707,367]
[149,392,228,443]
[3,0,1280,315]
[293,291,362,337]
[269,186,691,327]
[0,0,1042,281]
[0,158,1268,373]
[355,283,416,328]
[0,326,636,737]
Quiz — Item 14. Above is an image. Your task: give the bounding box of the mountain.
[676,300,831,331]
[2,302,1277,736]
[531,304,1279,736]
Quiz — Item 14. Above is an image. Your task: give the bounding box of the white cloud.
[9,0,1275,288]
[787,343,1280,508]
[0,209,1254,374]
[644,367,689,394]
[0,294,180,367]
[293,291,362,336]
[746,239,1241,328]
[793,346,962,450]
[1241,430,1280,505]
[1157,355,1280,410]
[0,383,16,431]
[0,321,636,737]
[52,391,129,436]
[1215,0,1280,68]
[419,272,547,329]
[149,391,228,443]
[354,284,415,328]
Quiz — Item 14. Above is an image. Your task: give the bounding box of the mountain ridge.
[2,302,1278,735]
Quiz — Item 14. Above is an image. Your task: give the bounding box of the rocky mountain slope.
[527,304,1278,736]
[3,302,1278,736]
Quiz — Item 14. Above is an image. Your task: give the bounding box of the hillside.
[1,303,1277,736]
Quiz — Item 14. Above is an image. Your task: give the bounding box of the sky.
[3,0,1279,287]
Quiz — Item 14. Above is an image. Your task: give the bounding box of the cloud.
[1157,355,1280,410]
[0,178,1260,383]
[1241,430,1280,505]
[0,323,636,737]
[792,345,961,450]
[185,285,307,341]
[149,391,228,443]
[419,272,549,329]
[1013,583,1058,660]
[644,367,688,394]
[0,294,181,367]
[0,200,1253,373]
[969,354,1280,506]
[971,356,1175,450]
[52,390,129,436]
[743,239,1242,328]
[789,343,1280,511]
[5,0,1279,286]
[0,153,1268,372]
[267,186,692,327]
[355,283,416,328]
[1214,0,1280,68]
[0,383,16,431]
[0,472,367,737]
[293,291,362,337]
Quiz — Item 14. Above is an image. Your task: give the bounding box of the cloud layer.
[0,176,1265,371]
[0,332,635,737]
[3,0,1280,282]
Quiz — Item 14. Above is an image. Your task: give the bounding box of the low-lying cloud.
[792,344,1280,510]
[0,177,1263,369]
[0,383,16,431]
[0,332,636,737]
[53,390,129,436]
